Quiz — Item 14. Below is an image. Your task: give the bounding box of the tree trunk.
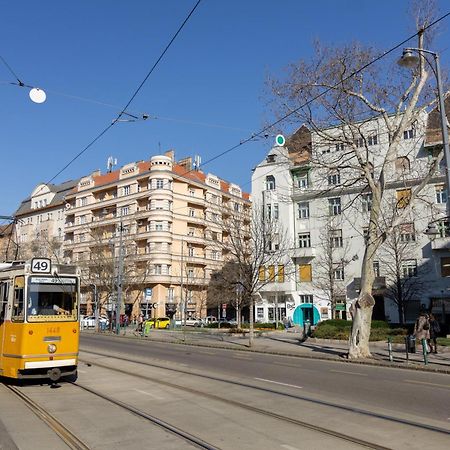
[348,292,374,358]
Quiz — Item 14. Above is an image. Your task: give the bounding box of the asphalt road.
[80,334,450,426]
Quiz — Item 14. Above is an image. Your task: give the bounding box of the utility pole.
[91,284,99,331]
[180,238,185,326]
[115,209,125,335]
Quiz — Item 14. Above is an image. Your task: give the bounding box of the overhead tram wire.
[29,9,450,200]
[36,0,202,191]
[141,11,450,195]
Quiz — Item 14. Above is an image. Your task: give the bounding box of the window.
[298,233,311,248]
[258,266,265,282]
[187,268,194,279]
[373,261,380,277]
[266,154,276,163]
[189,189,195,196]
[438,219,450,237]
[273,204,279,220]
[395,156,410,174]
[188,246,194,257]
[299,294,313,303]
[328,171,340,186]
[234,202,240,212]
[396,189,411,209]
[399,223,415,242]
[363,227,369,244]
[211,231,218,241]
[403,128,416,140]
[330,229,343,248]
[268,265,275,281]
[167,288,174,302]
[189,208,195,217]
[257,307,264,321]
[435,184,447,204]
[333,265,345,280]
[155,222,163,231]
[154,264,162,275]
[12,276,24,322]
[123,185,131,196]
[79,215,86,224]
[121,206,129,216]
[297,173,309,189]
[362,193,372,212]
[211,250,219,260]
[328,197,341,215]
[80,197,88,207]
[265,175,276,190]
[367,134,378,146]
[156,179,164,189]
[297,202,310,219]
[335,143,345,151]
[402,259,417,278]
[278,265,285,283]
[299,264,312,282]
[79,233,86,242]
[440,257,450,277]
[266,204,272,220]
[322,147,331,154]
[354,137,364,148]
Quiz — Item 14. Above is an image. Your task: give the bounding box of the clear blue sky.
[1,0,449,215]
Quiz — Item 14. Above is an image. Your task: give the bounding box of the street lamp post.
[398,48,450,208]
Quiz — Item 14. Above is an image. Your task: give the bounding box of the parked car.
[80,315,109,329]
[204,316,218,324]
[174,318,204,327]
[145,317,170,329]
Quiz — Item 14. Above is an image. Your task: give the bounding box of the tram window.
[12,276,25,322]
[0,282,9,323]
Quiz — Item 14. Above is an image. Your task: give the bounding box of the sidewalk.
[98,326,450,374]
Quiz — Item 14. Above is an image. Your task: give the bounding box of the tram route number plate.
[31,258,52,274]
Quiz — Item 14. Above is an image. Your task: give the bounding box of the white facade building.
[252,112,450,330]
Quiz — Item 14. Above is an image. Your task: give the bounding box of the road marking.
[255,378,303,389]
[330,369,367,376]
[281,445,300,450]
[134,389,165,400]
[404,379,450,389]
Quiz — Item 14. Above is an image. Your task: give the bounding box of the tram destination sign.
[30,277,77,284]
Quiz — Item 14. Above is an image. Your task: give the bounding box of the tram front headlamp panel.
[47,344,57,353]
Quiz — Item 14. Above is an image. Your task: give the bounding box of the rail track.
[80,349,402,450]
[5,384,90,450]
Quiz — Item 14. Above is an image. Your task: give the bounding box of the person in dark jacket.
[429,313,440,354]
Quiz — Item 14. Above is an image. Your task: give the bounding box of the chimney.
[91,169,101,177]
[164,149,175,161]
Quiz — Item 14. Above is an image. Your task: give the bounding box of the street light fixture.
[398,47,450,213]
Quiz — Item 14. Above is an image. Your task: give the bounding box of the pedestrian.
[124,315,129,328]
[283,316,289,331]
[138,314,144,332]
[414,310,430,352]
[429,313,440,354]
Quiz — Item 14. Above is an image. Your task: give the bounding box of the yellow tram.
[0,258,80,382]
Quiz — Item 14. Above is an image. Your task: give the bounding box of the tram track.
[80,348,450,438]
[5,385,90,450]
[79,350,400,450]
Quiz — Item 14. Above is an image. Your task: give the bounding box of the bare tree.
[379,222,428,324]
[217,204,292,346]
[313,220,353,320]
[269,11,443,357]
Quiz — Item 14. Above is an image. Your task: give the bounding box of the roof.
[425,94,450,147]
[15,179,79,217]
[286,125,312,165]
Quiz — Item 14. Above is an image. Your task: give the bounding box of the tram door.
[0,282,10,369]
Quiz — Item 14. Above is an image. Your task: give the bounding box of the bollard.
[388,337,393,362]
[404,336,409,363]
[421,338,428,365]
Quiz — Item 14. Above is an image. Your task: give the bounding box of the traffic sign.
[145,288,152,300]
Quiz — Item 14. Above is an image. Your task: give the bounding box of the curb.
[81,330,450,375]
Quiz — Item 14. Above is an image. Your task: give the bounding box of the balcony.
[353,277,386,293]
[431,237,450,251]
[290,247,316,259]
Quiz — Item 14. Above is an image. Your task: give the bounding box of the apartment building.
[14,180,79,261]
[252,110,450,329]
[63,151,251,319]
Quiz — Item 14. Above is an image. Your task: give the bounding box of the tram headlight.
[47,344,57,354]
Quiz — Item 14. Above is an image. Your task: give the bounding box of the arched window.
[395,156,410,174]
[266,175,276,190]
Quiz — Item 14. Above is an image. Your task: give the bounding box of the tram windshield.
[27,276,78,322]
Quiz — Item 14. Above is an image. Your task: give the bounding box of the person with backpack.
[429,313,440,354]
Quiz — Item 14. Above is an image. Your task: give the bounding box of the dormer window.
[266,154,276,163]
[265,175,276,190]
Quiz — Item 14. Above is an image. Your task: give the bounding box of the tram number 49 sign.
[31,258,52,274]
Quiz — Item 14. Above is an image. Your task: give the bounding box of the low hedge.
[312,320,407,341]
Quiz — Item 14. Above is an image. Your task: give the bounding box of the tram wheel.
[63,370,78,383]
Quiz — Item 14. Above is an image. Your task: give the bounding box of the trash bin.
[406,335,416,353]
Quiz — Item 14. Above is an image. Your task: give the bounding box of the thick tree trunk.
[348,292,375,358]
